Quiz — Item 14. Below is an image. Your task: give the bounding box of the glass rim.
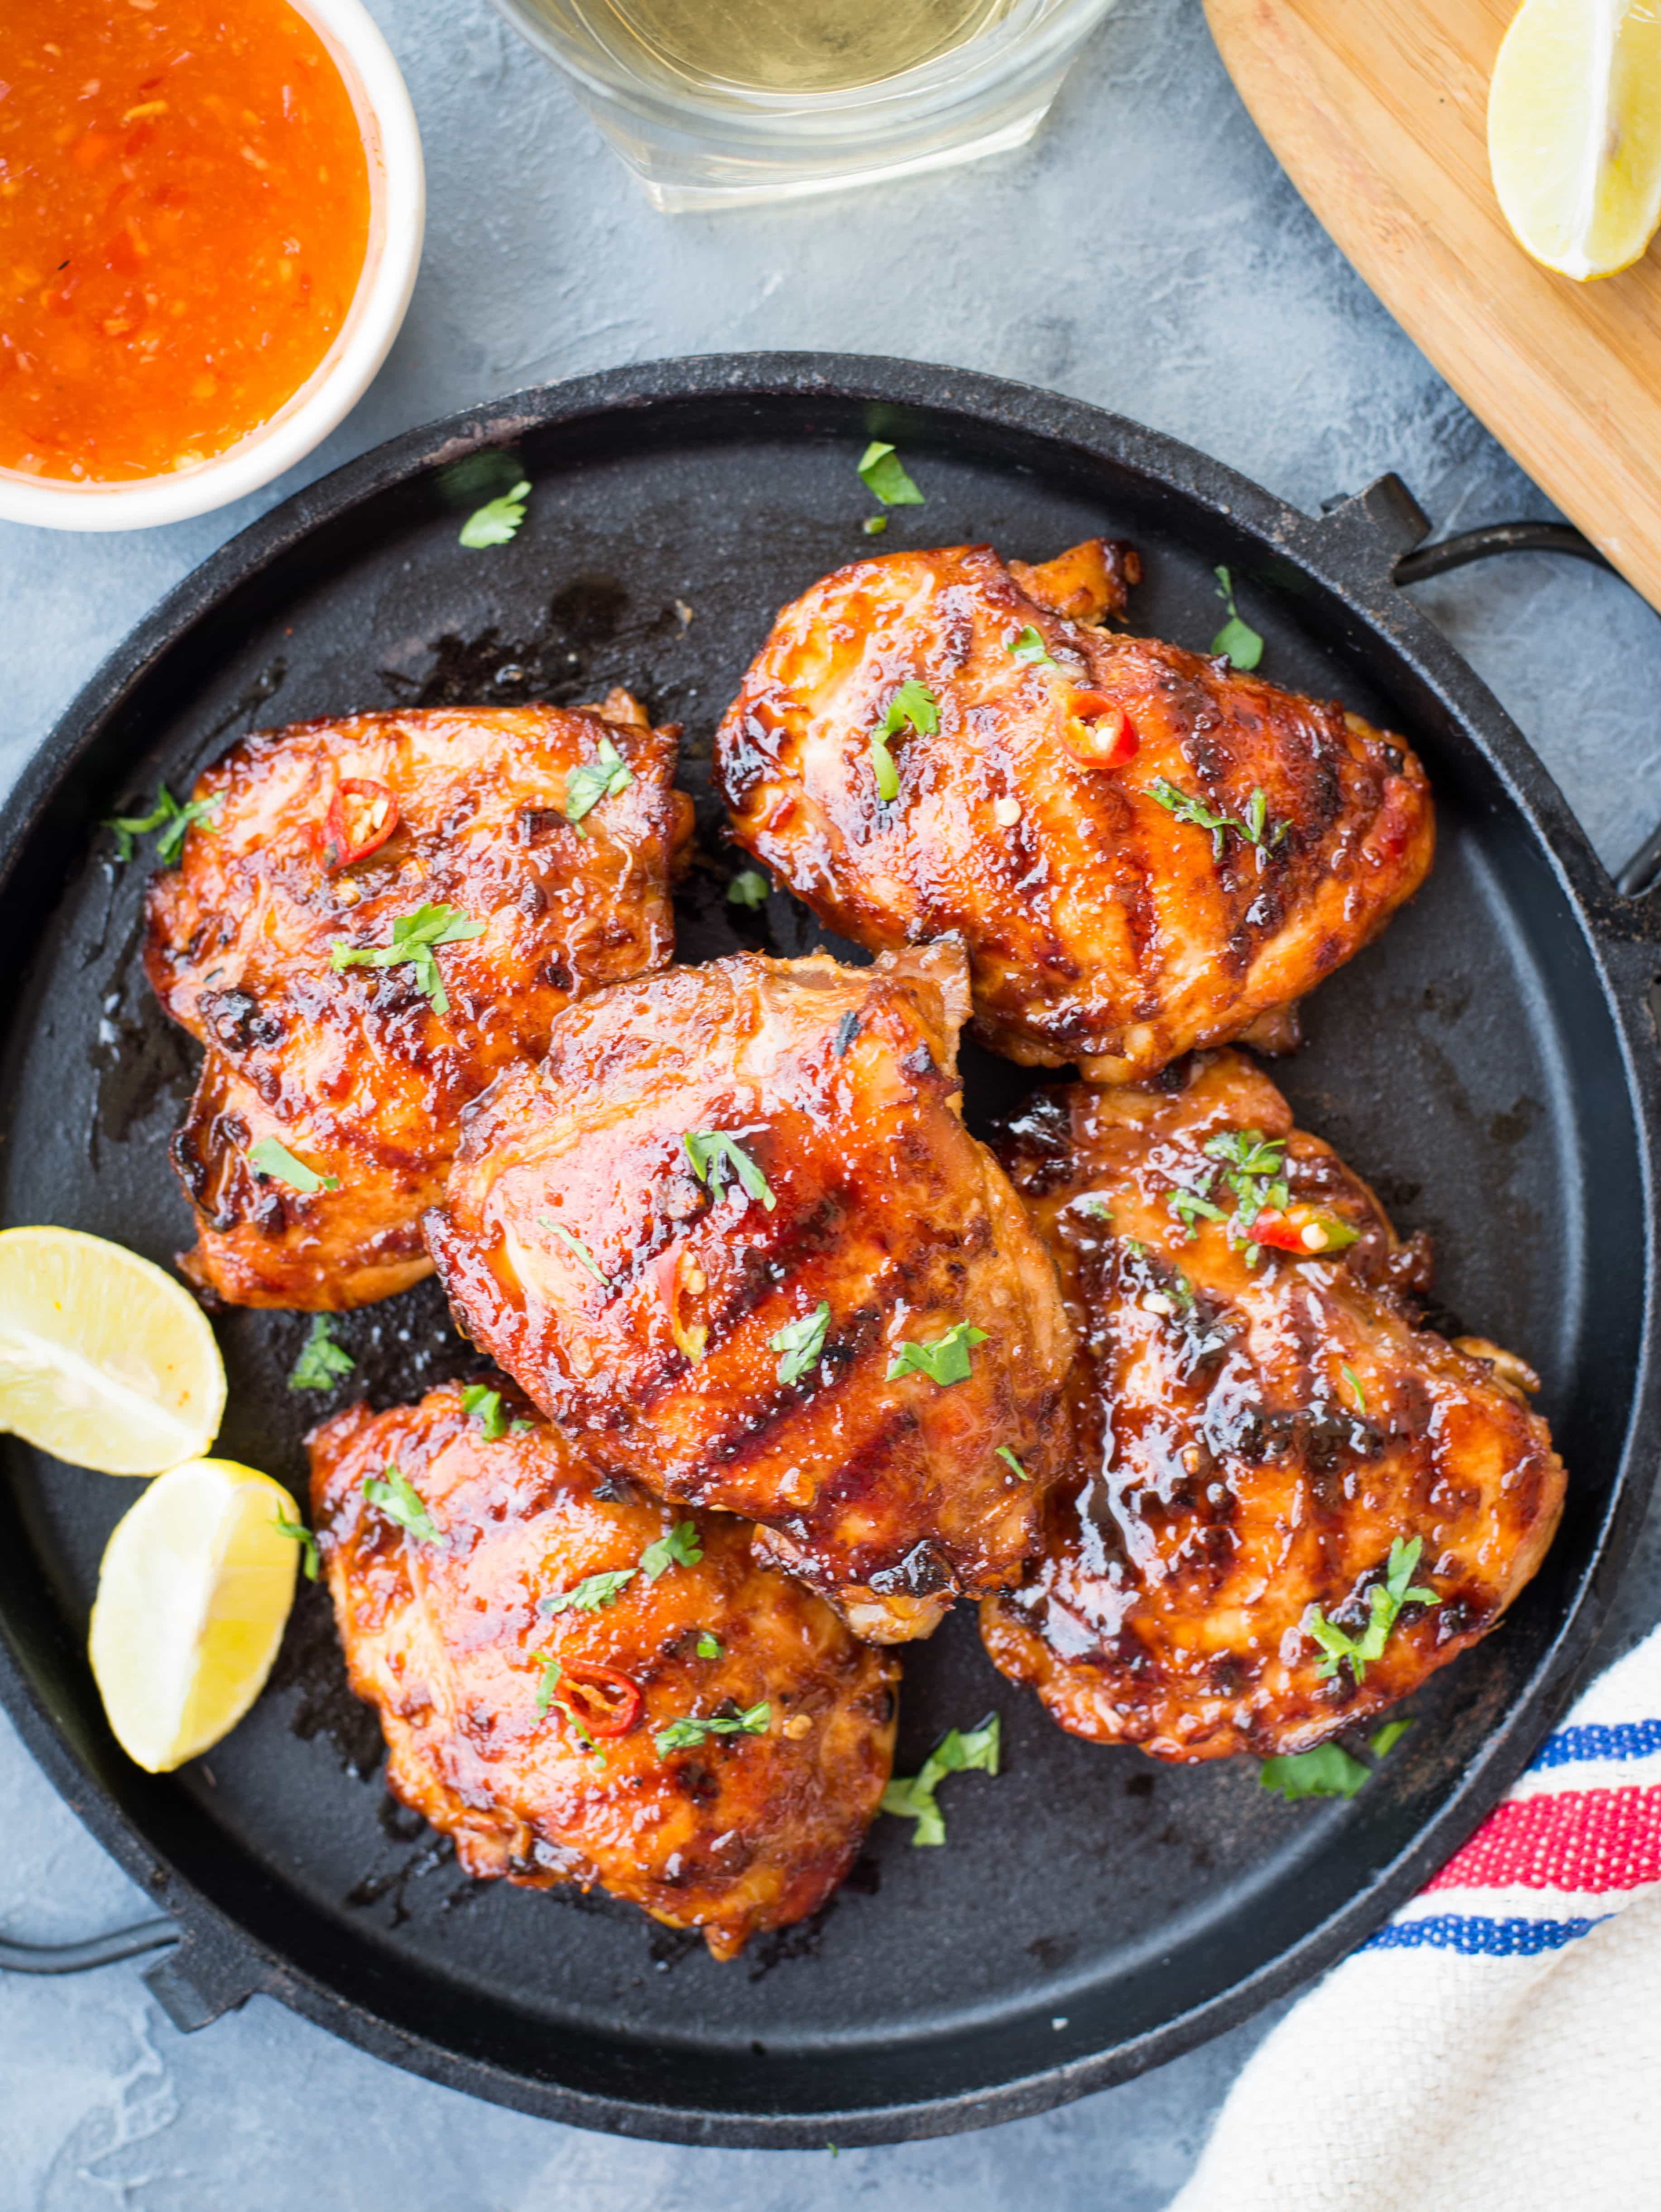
[490,0,1119,125]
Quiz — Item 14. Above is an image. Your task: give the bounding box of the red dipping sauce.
[0,0,372,483]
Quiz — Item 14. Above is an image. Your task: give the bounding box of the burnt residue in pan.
[323,1279,480,1410]
[382,576,688,718]
[88,977,196,1169]
[266,1579,386,1777]
[344,1822,457,1928]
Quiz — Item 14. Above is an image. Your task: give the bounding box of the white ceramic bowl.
[0,0,424,533]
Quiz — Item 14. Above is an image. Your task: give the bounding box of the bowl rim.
[0,0,425,534]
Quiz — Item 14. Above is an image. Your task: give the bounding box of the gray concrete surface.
[3,0,1660,2203]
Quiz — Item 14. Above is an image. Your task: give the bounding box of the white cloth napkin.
[1169,1627,1661,2212]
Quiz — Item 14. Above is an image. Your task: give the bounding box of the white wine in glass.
[574,0,1016,94]
[490,0,1118,207]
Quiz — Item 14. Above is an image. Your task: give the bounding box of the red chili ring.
[559,1661,644,1738]
[1246,1211,1308,1253]
[320,778,400,869]
[1066,693,1139,770]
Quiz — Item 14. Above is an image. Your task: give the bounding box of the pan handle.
[1392,520,1617,589]
[1387,518,1661,900]
[0,1912,259,2032]
[0,1915,178,1975]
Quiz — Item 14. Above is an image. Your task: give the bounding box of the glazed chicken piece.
[979,1051,1565,1760]
[144,695,691,1308]
[310,1381,897,1960]
[715,542,1434,1081]
[427,943,1075,1642]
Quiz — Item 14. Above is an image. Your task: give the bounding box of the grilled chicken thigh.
[145,695,690,1309]
[427,943,1075,1642]
[310,1381,897,1959]
[979,1051,1565,1760]
[715,542,1434,1081]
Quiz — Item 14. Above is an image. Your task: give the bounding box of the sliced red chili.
[1248,1211,1307,1253]
[320,778,400,869]
[1066,693,1139,770]
[560,1661,644,1738]
[1250,1205,1360,1256]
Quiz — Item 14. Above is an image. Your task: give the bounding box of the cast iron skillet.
[2,355,1659,2148]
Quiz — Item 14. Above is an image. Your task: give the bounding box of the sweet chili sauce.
[0,0,372,484]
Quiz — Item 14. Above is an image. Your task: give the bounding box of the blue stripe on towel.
[1529,1720,1661,1771]
[1363,1912,1612,1958]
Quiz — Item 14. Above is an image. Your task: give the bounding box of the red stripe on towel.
[1426,1785,1661,1896]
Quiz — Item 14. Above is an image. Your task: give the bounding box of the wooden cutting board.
[1204,0,1661,612]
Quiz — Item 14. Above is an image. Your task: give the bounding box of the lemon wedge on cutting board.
[0,1227,225,1474]
[1488,0,1661,279]
[90,1459,302,1773]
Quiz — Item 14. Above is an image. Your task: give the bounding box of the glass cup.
[490,0,1122,211]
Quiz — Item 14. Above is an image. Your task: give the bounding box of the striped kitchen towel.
[1168,1626,1661,2212]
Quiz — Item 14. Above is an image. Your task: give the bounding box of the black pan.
[2,354,1658,2147]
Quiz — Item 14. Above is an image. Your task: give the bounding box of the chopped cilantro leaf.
[655,1702,771,1756]
[1201,1126,1289,1243]
[1169,1178,1227,1237]
[458,480,530,549]
[289,1313,354,1393]
[640,1521,704,1581]
[1210,565,1265,671]
[1203,1128,1287,1176]
[887,1321,989,1387]
[881,1714,1000,1846]
[771,1300,831,1386]
[103,785,222,867]
[543,1568,637,1616]
[273,1511,319,1580]
[869,728,901,803]
[696,1631,722,1659]
[461,1382,517,1440]
[1148,776,1285,862]
[727,866,770,909]
[1259,1715,1412,1802]
[1305,1536,1437,1683]
[856,441,924,507]
[682,1129,775,1212]
[1259,1741,1371,1802]
[537,1216,610,1287]
[363,1465,446,1546]
[1008,625,1061,671]
[883,678,940,739]
[869,677,939,803]
[249,1137,338,1194]
[328,902,485,1015]
[563,736,634,830]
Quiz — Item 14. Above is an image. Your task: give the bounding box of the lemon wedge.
[1488,0,1661,279]
[0,1226,225,1474]
[89,1458,302,1773]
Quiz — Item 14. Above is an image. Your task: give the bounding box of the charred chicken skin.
[310,1381,897,1960]
[426,942,1076,1642]
[715,542,1434,1081]
[979,1051,1565,1760]
[145,695,691,1310]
